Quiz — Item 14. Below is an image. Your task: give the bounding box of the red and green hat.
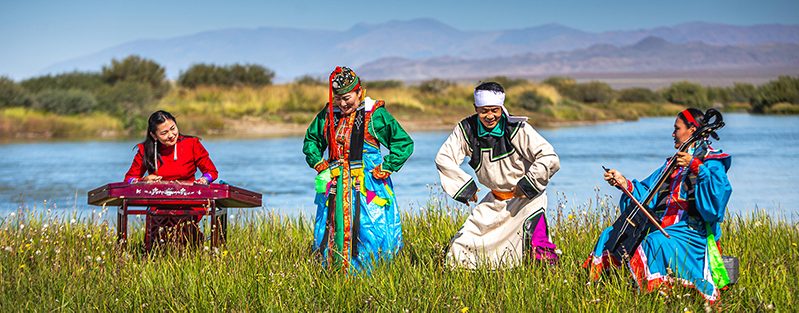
[329,66,361,95]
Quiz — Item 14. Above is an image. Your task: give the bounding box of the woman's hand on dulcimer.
[141,174,162,182]
[603,169,628,189]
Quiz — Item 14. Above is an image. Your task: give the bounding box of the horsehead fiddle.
[601,108,725,262]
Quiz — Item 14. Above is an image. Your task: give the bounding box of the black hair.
[475,81,504,93]
[678,108,705,128]
[142,110,177,173]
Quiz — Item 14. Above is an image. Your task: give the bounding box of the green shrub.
[365,80,404,89]
[706,86,732,105]
[33,89,97,115]
[294,75,326,86]
[20,71,104,94]
[730,83,756,103]
[514,89,552,111]
[418,79,453,95]
[618,87,661,103]
[0,76,36,108]
[95,81,155,129]
[750,76,799,113]
[578,81,616,103]
[178,63,275,88]
[662,81,709,109]
[541,76,581,101]
[482,76,528,89]
[102,55,170,97]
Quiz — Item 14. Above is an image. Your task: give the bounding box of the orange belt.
[491,190,514,200]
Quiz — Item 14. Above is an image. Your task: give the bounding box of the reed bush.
[0,108,124,138]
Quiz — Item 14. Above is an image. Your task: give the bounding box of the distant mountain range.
[39,18,799,81]
[358,37,799,81]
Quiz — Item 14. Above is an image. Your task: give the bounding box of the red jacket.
[124,136,218,183]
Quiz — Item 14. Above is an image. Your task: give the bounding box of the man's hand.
[604,169,627,188]
[469,188,481,203]
[511,185,527,199]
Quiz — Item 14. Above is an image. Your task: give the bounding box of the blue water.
[1,113,797,217]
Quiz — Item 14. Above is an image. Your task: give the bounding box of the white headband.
[474,90,505,107]
[474,89,528,123]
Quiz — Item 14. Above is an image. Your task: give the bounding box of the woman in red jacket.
[124,110,219,250]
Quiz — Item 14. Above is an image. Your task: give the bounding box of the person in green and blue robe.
[302,66,414,274]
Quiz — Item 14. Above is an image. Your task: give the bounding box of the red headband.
[681,109,699,128]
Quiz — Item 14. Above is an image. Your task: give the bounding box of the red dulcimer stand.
[88,181,262,249]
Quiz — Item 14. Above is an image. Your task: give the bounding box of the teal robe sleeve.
[368,106,414,172]
[302,108,329,169]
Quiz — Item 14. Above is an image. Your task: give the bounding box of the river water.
[1,113,797,217]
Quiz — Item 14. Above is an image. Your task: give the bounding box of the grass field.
[1,191,796,312]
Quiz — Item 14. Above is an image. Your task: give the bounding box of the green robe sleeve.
[368,106,414,172]
[302,107,329,168]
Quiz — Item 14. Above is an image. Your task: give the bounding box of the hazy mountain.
[358,37,799,80]
[38,18,799,80]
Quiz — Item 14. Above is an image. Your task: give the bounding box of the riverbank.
[0,197,795,311]
[1,82,688,140]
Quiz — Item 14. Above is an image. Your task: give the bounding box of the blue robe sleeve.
[693,156,732,224]
[618,163,667,213]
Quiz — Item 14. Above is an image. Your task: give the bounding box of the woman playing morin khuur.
[302,66,414,274]
[584,108,733,303]
[435,82,561,269]
[124,110,219,250]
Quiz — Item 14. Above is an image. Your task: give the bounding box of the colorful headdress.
[329,66,361,95]
[325,66,362,161]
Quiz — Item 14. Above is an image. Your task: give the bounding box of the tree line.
[2,55,798,130]
[0,56,276,129]
[522,76,798,114]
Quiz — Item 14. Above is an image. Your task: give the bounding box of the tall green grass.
[1,192,795,311]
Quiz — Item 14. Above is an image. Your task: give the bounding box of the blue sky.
[1,0,798,79]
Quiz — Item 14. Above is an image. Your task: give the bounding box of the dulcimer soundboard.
[88,181,261,208]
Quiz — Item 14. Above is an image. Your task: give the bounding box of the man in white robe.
[435,82,561,269]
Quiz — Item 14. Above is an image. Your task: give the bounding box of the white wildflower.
[70,219,76,224]
[204,246,210,251]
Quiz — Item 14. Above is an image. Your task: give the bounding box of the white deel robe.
[435,115,560,269]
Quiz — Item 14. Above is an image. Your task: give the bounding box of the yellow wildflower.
[568,214,573,220]
[792,243,797,247]
[461,307,469,313]
[19,264,25,269]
